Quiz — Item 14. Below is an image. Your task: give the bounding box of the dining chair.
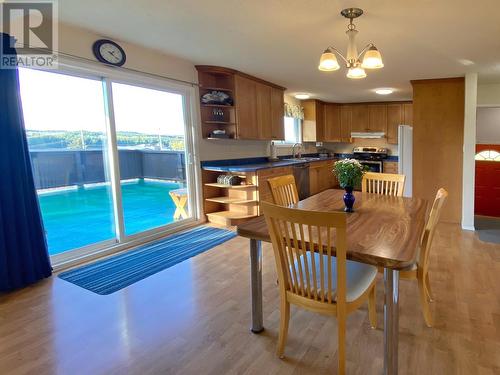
[261,201,377,375]
[362,172,406,197]
[400,188,448,327]
[267,174,299,206]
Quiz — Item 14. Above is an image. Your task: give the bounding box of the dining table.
[236,189,428,375]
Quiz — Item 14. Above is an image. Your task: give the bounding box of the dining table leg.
[249,238,263,333]
[384,268,400,375]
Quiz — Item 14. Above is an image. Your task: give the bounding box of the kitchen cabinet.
[383,161,399,174]
[256,82,272,139]
[351,105,370,132]
[235,75,259,139]
[340,105,352,142]
[322,103,342,142]
[196,65,285,140]
[387,104,403,144]
[309,160,337,195]
[270,87,285,140]
[403,103,413,125]
[368,104,387,132]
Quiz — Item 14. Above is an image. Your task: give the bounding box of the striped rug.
[58,226,236,295]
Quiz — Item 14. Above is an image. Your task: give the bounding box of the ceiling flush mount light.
[318,8,383,79]
[295,93,311,100]
[375,88,393,95]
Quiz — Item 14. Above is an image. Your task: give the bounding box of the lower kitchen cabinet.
[309,160,338,196]
[257,166,294,208]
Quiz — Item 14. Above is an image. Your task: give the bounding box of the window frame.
[276,116,302,146]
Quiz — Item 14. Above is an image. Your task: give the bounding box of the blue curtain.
[0,33,52,291]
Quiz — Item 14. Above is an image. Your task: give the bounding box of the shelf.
[206,211,257,226]
[206,137,235,140]
[200,87,233,92]
[203,121,236,125]
[201,104,234,108]
[204,183,255,189]
[205,197,257,204]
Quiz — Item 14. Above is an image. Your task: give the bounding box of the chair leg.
[424,272,434,302]
[368,284,377,329]
[418,276,433,327]
[337,314,346,375]
[277,298,290,359]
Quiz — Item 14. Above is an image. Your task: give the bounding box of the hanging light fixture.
[318,8,383,79]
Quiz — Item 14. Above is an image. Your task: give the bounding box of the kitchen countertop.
[201,154,399,173]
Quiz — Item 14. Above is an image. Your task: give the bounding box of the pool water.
[38,179,185,255]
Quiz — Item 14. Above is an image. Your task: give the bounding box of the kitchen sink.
[282,157,322,162]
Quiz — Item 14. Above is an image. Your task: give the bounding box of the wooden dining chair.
[400,188,448,327]
[267,174,299,206]
[261,201,377,375]
[362,172,406,197]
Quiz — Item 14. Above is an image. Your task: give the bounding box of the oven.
[358,160,383,173]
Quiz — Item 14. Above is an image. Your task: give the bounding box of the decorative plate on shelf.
[201,91,233,105]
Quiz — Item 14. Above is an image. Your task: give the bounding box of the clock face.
[93,39,126,66]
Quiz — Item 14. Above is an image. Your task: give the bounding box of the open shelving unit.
[197,66,237,139]
[202,169,258,226]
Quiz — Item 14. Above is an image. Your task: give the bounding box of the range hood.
[350,132,385,139]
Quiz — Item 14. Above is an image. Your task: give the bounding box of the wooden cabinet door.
[256,82,272,140]
[403,103,413,125]
[270,87,285,140]
[235,75,258,139]
[387,104,403,144]
[340,105,352,142]
[351,105,370,132]
[323,103,341,141]
[368,104,387,132]
[314,101,326,141]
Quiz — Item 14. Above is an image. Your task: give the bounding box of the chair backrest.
[267,174,299,206]
[261,201,347,305]
[419,188,448,270]
[362,172,406,197]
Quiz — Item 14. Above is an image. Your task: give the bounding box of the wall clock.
[92,39,126,67]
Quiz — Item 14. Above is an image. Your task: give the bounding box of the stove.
[352,147,388,173]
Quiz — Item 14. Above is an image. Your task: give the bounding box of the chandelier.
[318,8,383,79]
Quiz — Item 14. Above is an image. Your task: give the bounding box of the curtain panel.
[0,33,52,291]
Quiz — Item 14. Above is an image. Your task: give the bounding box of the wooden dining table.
[237,189,427,375]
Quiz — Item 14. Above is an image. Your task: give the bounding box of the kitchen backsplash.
[315,138,399,156]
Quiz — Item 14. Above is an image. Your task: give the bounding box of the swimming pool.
[38,179,185,255]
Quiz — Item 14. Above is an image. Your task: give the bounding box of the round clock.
[92,39,126,67]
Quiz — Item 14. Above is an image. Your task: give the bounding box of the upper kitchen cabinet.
[322,103,342,142]
[270,87,285,140]
[351,105,370,132]
[340,105,352,142]
[196,65,286,140]
[368,104,387,132]
[387,102,412,144]
[403,103,413,125]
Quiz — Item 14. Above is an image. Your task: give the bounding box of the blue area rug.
[59,226,236,295]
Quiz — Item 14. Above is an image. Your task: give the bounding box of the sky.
[18,68,186,136]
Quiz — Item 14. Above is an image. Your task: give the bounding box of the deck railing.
[30,149,186,190]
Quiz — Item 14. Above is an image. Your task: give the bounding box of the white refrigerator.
[398,125,413,197]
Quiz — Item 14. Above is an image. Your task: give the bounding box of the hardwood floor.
[1,223,499,374]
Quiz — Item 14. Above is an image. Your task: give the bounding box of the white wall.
[476,107,500,144]
[477,83,500,106]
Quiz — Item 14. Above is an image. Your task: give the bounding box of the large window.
[281,116,301,144]
[18,67,198,260]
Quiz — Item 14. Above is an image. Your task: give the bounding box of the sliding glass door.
[19,68,116,255]
[18,67,197,260]
[111,82,191,236]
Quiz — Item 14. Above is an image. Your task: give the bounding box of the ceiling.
[59,0,500,102]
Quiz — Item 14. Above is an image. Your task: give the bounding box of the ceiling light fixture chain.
[318,8,384,79]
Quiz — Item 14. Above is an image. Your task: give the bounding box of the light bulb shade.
[361,46,384,69]
[318,50,340,71]
[346,66,367,79]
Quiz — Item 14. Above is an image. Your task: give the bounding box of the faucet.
[292,143,304,159]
